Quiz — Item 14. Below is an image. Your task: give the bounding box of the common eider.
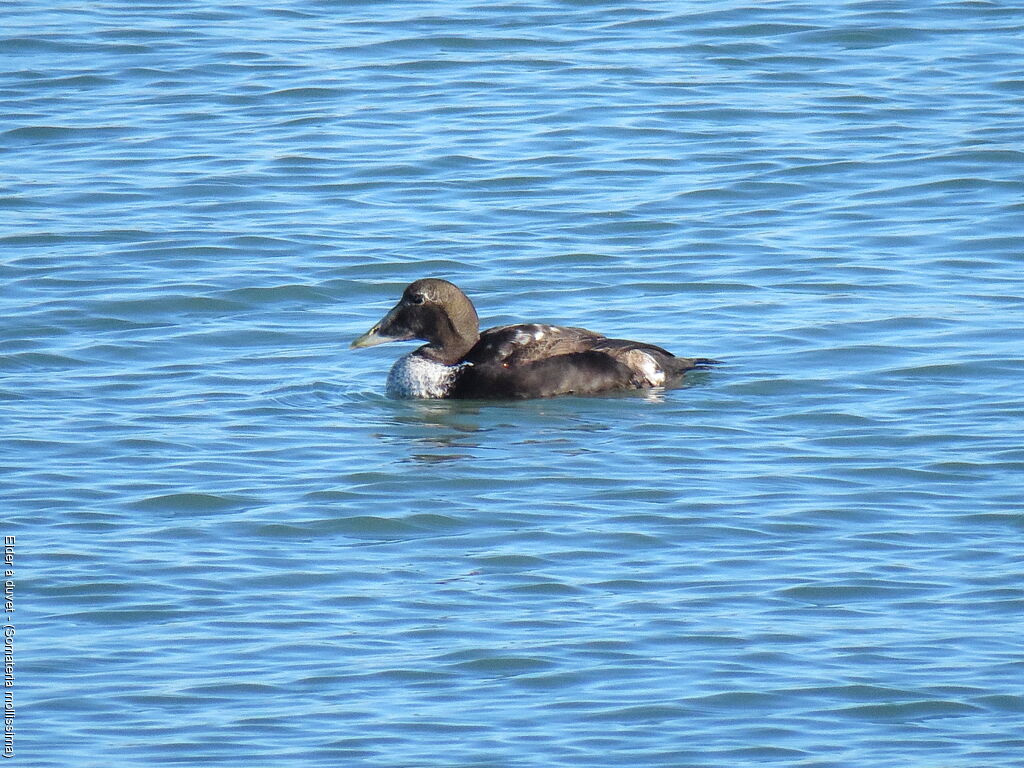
[351,278,719,399]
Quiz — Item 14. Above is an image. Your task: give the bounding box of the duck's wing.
[454,323,719,399]
[465,324,606,367]
[591,337,721,380]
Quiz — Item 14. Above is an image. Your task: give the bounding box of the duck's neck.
[419,334,477,366]
[421,316,479,365]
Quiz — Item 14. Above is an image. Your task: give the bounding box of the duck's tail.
[660,356,721,380]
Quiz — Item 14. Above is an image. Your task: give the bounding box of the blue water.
[4,1,1024,766]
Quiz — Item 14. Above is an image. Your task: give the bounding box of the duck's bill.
[351,326,390,348]
[350,324,410,349]
[351,302,416,349]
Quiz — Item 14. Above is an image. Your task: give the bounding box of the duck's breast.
[386,353,463,399]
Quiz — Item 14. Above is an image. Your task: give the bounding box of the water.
[3,1,1024,766]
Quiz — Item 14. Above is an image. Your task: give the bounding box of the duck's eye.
[409,294,426,305]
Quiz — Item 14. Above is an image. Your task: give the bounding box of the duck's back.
[450,323,710,399]
[465,324,600,366]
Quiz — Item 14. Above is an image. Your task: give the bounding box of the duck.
[351,278,719,399]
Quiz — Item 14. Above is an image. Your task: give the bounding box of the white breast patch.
[386,353,464,399]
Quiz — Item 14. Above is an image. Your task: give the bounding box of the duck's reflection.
[373,393,654,465]
[387,398,486,464]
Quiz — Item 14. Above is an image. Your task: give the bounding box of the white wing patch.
[624,349,666,387]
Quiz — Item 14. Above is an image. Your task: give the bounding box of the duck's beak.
[351,324,394,348]
[350,305,412,349]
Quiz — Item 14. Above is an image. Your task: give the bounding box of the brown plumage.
[352,278,720,399]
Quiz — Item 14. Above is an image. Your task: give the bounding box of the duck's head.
[351,278,480,363]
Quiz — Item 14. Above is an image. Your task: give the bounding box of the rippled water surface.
[4,1,1024,766]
